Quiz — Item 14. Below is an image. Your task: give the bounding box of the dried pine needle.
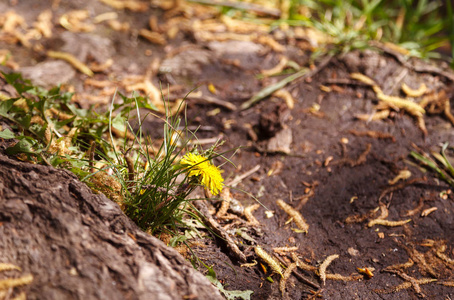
[0,274,33,290]
[2,11,26,33]
[123,76,163,111]
[405,197,425,216]
[372,85,382,95]
[420,239,435,247]
[401,83,427,98]
[382,42,410,55]
[416,277,438,285]
[93,11,118,23]
[291,253,317,271]
[375,204,389,220]
[276,199,309,233]
[139,29,167,45]
[384,259,414,271]
[376,91,425,117]
[273,89,294,109]
[241,260,258,268]
[416,115,428,136]
[34,10,53,38]
[261,57,288,76]
[403,246,437,277]
[48,107,74,120]
[368,218,411,227]
[268,160,284,177]
[108,19,130,31]
[348,129,395,141]
[255,245,283,277]
[351,72,426,133]
[319,254,339,285]
[273,246,299,254]
[244,203,260,225]
[375,282,412,294]
[319,85,332,92]
[90,59,114,72]
[325,273,363,281]
[47,50,93,76]
[0,263,21,272]
[59,10,94,32]
[98,0,149,11]
[356,109,390,121]
[392,272,437,294]
[221,15,269,33]
[256,35,285,52]
[196,31,251,43]
[388,170,412,185]
[350,73,376,86]
[280,262,297,296]
[421,207,437,217]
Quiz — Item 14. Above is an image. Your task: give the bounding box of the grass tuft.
[0,72,230,234]
[410,142,454,187]
[207,0,452,61]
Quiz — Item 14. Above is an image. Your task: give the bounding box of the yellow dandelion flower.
[181,153,224,195]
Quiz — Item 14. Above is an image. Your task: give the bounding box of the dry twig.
[227,165,261,187]
[194,200,247,262]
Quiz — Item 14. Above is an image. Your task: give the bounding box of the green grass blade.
[410,151,454,187]
[240,67,309,110]
[441,143,454,177]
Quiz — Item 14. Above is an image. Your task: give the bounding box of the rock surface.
[0,153,222,300]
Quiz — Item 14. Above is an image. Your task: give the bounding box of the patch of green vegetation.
[447,0,454,67]
[212,0,452,61]
[411,142,454,187]
[286,0,449,58]
[110,107,227,233]
[0,72,228,235]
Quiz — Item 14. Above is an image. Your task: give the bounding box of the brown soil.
[1,1,454,299]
